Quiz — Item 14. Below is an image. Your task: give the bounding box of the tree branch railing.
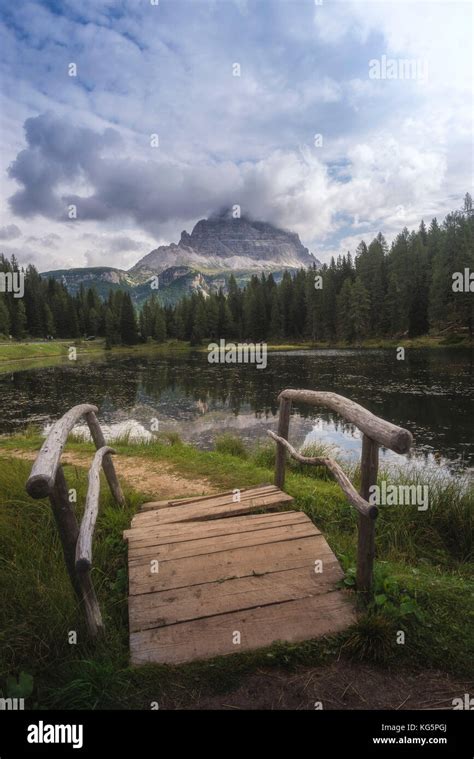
[26,404,125,637]
[268,389,413,594]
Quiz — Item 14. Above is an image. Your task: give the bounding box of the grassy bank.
[0,339,193,374]
[0,332,471,368]
[0,431,472,709]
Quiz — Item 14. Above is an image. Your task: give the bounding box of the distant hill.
[42,214,321,306]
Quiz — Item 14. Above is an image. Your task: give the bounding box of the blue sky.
[0,0,472,270]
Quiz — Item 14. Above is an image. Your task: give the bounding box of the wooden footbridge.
[26,390,412,665]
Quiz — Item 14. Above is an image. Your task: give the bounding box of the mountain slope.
[42,215,321,305]
[129,215,318,281]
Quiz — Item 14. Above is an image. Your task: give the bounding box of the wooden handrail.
[278,390,412,454]
[271,388,413,594]
[76,446,116,573]
[26,404,98,498]
[267,431,377,519]
[25,405,125,637]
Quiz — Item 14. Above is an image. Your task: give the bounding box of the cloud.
[1,0,471,270]
[7,112,122,219]
[0,224,21,240]
[25,232,61,248]
[7,110,451,253]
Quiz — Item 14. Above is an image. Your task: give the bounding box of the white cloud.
[0,0,471,272]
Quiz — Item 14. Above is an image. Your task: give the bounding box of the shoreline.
[0,334,471,370]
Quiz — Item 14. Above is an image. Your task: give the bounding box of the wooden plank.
[167,485,276,508]
[140,485,278,512]
[131,491,294,528]
[128,521,319,563]
[124,511,312,545]
[130,590,356,665]
[135,486,283,522]
[129,562,344,632]
[128,534,333,595]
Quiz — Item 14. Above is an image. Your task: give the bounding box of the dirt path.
[6,448,216,501]
[160,661,472,710]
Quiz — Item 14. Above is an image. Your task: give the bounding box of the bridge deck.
[124,485,356,665]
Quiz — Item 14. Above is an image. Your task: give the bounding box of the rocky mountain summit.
[129,215,318,280]
[42,214,320,305]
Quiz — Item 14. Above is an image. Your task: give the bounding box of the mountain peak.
[130,214,318,279]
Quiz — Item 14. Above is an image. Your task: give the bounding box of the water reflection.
[0,348,472,476]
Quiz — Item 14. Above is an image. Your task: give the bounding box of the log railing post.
[269,389,411,599]
[49,466,103,636]
[274,396,291,489]
[25,404,120,638]
[356,434,379,595]
[85,411,125,507]
[49,465,82,600]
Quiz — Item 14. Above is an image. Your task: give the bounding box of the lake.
[1,347,472,477]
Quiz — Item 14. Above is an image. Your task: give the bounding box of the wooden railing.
[26,404,124,637]
[268,389,413,594]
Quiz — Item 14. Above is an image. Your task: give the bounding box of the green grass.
[1,333,470,371]
[0,340,104,361]
[0,339,193,374]
[0,433,472,709]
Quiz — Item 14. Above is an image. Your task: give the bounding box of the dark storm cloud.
[7,113,243,232]
[8,112,122,219]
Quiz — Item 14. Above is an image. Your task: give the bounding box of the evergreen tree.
[120,293,139,344]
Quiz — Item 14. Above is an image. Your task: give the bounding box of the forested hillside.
[1,197,472,346]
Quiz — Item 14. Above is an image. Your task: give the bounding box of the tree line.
[1,196,472,345]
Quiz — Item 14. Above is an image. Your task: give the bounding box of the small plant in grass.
[214,434,248,459]
[343,614,395,663]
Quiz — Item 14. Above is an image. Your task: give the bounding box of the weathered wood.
[274,395,292,488]
[124,511,313,545]
[128,534,329,595]
[131,489,294,527]
[49,466,103,636]
[134,485,283,525]
[126,484,356,664]
[49,465,82,599]
[85,411,125,507]
[356,434,379,593]
[76,568,104,638]
[129,563,344,632]
[26,404,98,498]
[140,485,275,512]
[128,521,318,563]
[268,431,378,519]
[25,403,124,638]
[279,390,412,454]
[76,446,116,573]
[130,591,356,665]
